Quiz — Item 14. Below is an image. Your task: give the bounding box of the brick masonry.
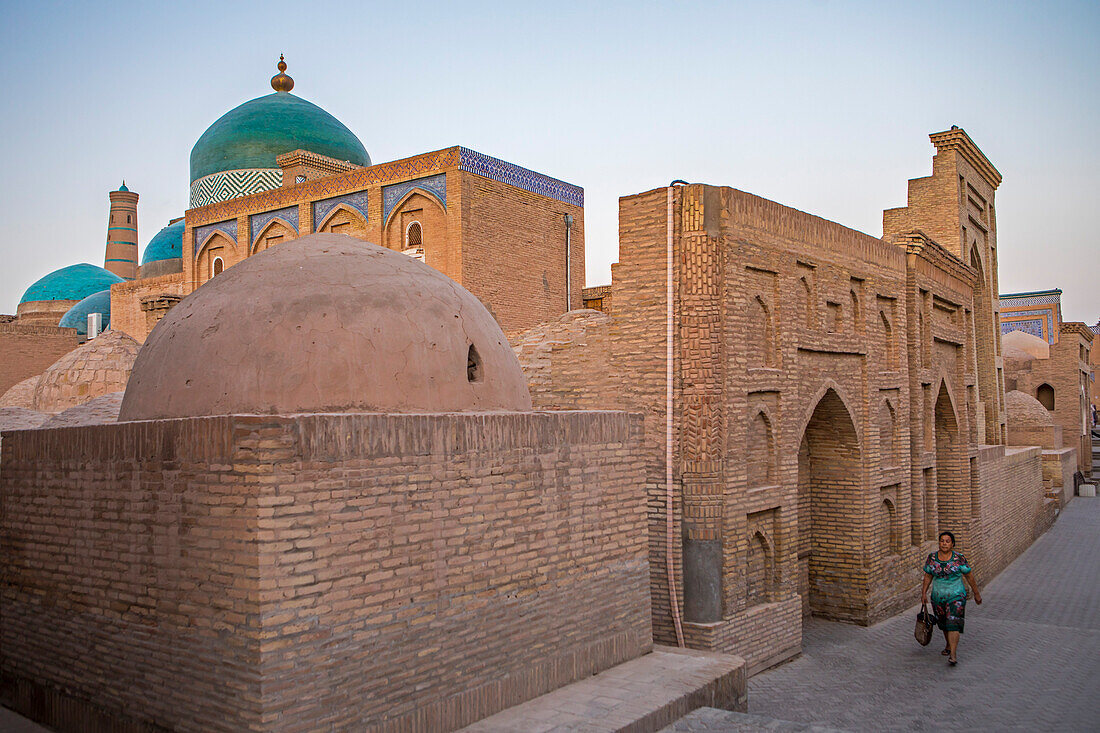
[0,322,81,397]
[0,411,650,733]
[510,130,1054,674]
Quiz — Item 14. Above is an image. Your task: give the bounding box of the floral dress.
[923,551,971,633]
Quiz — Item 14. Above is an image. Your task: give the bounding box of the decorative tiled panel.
[313,190,369,229]
[1001,307,1056,343]
[998,292,1060,308]
[459,147,583,207]
[1001,318,1044,340]
[188,148,462,225]
[250,206,300,248]
[189,169,282,209]
[1091,323,1100,335]
[382,174,446,225]
[193,220,238,256]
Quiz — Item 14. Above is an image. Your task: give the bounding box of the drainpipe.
[666,184,685,647]
[564,214,574,311]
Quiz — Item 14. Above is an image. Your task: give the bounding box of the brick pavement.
[672,498,1100,732]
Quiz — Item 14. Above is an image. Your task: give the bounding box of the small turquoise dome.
[59,289,112,335]
[142,219,185,265]
[19,264,124,305]
[189,92,370,183]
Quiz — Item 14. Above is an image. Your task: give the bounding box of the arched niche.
[252,219,297,255]
[797,387,864,621]
[382,191,448,271]
[746,410,776,487]
[745,531,775,608]
[748,295,776,368]
[1036,383,1055,411]
[317,205,368,240]
[196,232,238,286]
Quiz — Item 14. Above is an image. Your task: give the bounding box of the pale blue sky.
[1,1,1096,321]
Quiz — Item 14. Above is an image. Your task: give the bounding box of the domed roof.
[0,375,39,410]
[189,91,369,183]
[42,391,124,428]
[1002,330,1049,360]
[119,234,532,421]
[142,219,185,265]
[33,330,139,413]
[19,263,123,305]
[59,289,112,335]
[1005,390,1054,428]
[0,406,49,431]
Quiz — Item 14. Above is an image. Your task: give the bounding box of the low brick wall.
[0,322,81,396]
[1,411,650,733]
[975,445,1048,579]
[1041,447,1077,505]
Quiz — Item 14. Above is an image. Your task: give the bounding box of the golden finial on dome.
[271,54,294,92]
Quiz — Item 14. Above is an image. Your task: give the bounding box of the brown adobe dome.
[0,375,40,410]
[119,233,532,421]
[1002,330,1049,360]
[42,391,124,428]
[1005,390,1054,429]
[32,330,139,413]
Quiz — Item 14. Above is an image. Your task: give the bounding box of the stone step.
[460,647,746,733]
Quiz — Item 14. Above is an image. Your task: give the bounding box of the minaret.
[105,181,139,280]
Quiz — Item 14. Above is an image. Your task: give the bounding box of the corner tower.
[106,182,139,280]
[884,127,1006,445]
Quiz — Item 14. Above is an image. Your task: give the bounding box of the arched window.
[212,257,224,277]
[1036,383,1055,411]
[406,221,422,249]
[127,214,132,224]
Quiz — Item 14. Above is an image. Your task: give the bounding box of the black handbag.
[914,603,935,646]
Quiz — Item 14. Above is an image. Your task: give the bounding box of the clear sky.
[1,1,1096,322]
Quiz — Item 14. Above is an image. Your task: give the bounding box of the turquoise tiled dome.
[189,92,370,183]
[59,289,112,335]
[19,264,124,305]
[142,219,185,265]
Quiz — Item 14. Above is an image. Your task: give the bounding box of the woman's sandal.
[948,655,957,666]
[941,647,951,656]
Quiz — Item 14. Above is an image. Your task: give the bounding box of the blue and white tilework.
[1001,318,1045,340]
[190,169,282,209]
[194,219,238,256]
[251,206,300,248]
[382,174,447,225]
[998,292,1061,309]
[1001,307,1056,343]
[313,190,369,229]
[459,148,583,207]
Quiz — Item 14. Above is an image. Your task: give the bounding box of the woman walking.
[921,531,982,665]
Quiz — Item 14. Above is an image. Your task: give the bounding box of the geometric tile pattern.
[382,173,446,225]
[193,219,238,256]
[459,147,583,207]
[250,206,300,248]
[313,190,369,229]
[189,148,461,225]
[189,169,283,209]
[1001,307,1056,343]
[187,146,583,227]
[998,292,1061,308]
[1001,318,1045,340]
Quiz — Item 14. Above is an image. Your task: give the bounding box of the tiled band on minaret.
[105,183,139,280]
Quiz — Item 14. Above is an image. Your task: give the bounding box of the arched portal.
[970,246,998,443]
[797,388,863,621]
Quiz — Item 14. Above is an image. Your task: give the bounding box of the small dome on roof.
[1002,330,1049,360]
[59,289,112,335]
[142,219,185,265]
[33,330,139,413]
[19,264,123,305]
[120,233,532,421]
[1005,390,1055,428]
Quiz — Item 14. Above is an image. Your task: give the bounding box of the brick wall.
[462,172,584,335]
[109,272,187,343]
[974,445,1048,580]
[1,411,650,733]
[0,322,81,396]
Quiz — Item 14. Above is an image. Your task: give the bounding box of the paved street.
[672,496,1100,732]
